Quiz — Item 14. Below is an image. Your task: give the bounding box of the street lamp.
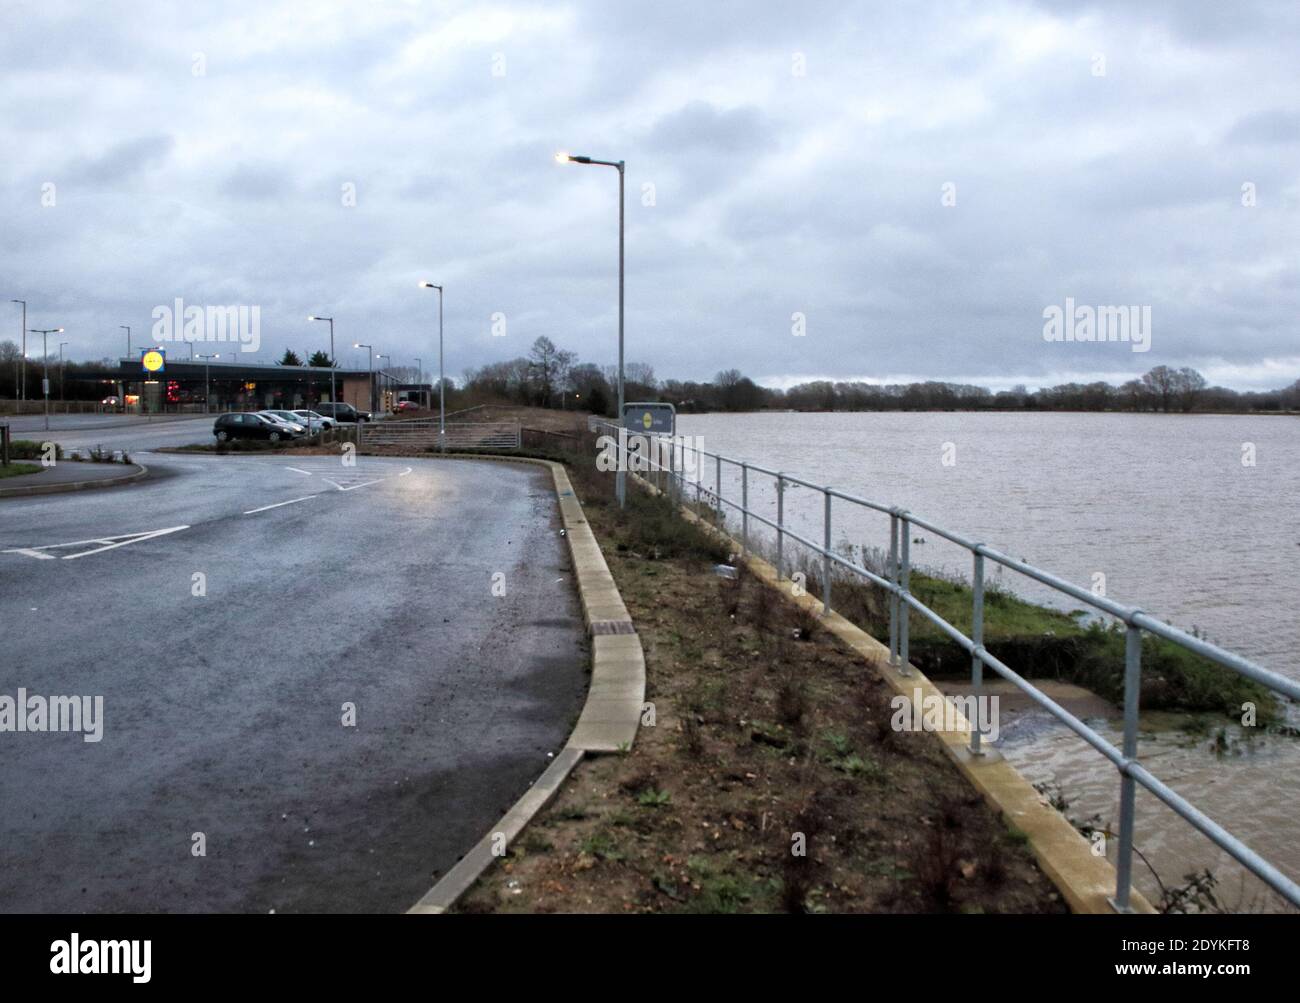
[11,300,25,402]
[556,151,626,506]
[376,354,390,412]
[354,342,374,414]
[196,354,218,413]
[308,315,336,409]
[419,281,444,447]
[28,326,63,431]
[58,341,68,406]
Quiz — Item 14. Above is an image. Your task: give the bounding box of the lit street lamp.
[308,315,336,408]
[419,281,444,448]
[28,326,63,431]
[354,342,374,414]
[556,151,626,506]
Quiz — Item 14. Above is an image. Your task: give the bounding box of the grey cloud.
[0,0,1297,393]
[1224,109,1300,146]
[64,135,174,186]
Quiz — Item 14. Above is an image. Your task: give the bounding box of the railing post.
[741,462,749,556]
[693,442,702,507]
[776,474,785,580]
[888,513,899,666]
[1112,623,1143,913]
[971,550,985,756]
[715,454,723,523]
[666,435,674,498]
[822,488,832,616]
[899,516,911,675]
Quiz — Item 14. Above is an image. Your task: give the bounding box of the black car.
[312,402,371,423]
[213,412,293,443]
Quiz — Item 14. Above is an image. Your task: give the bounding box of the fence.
[360,419,520,450]
[593,420,1300,911]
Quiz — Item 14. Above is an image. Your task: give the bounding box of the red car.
[394,400,419,413]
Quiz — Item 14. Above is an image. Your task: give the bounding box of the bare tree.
[1175,367,1207,412]
[527,336,574,407]
[1141,365,1177,412]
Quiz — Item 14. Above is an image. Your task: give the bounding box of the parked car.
[394,400,419,413]
[257,411,307,436]
[291,409,335,431]
[101,395,121,406]
[213,412,294,443]
[312,402,371,423]
[258,410,313,435]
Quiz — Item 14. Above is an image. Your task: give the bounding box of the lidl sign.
[622,402,675,434]
[141,348,166,374]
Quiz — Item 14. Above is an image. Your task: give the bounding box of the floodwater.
[679,410,1300,911]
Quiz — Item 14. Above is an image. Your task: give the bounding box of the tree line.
[460,337,1300,415]
[4,333,1296,414]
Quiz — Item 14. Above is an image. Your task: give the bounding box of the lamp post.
[376,354,390,413]
[196,354,217,413]
[418,282,444,447]
[11,300,25,402]
[58,341,68,407]
[556,151,625,506]
[28,326,63,431]
[308,316,336,408]
[354,342,374,414]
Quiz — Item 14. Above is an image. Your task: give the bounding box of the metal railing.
[593,421,1300,910]
[361,419,520,450]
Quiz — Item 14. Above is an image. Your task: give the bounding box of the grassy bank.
[456,432,1066,914]
[785,559,1280,721]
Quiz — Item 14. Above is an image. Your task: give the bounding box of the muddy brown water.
[681,411,1300,911]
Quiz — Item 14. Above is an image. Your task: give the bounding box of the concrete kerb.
[640,474,1156,915]
[0,461,149,499]
[406,453,645,914]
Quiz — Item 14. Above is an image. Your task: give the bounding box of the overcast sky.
[2,0,1297,391]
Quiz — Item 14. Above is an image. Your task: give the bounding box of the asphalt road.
[2,414,217,453]
[0,450,588,912]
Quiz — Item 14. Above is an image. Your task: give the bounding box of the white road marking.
[284,467,313,476]
[244,495,318,515]
[62,526,191,560]
[2,525,193,561]
[321,477,382,492]
[399,467,412,477]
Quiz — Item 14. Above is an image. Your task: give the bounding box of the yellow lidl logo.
[641,411,653,430]
[141,350,165,373]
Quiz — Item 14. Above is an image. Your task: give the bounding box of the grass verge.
[455,433,1066,914]
[0,461,44,479]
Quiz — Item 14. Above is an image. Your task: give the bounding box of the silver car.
[257,410,307,436]
[290,409,335,432]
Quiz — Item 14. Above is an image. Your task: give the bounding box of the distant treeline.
[461,338,1300,415]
